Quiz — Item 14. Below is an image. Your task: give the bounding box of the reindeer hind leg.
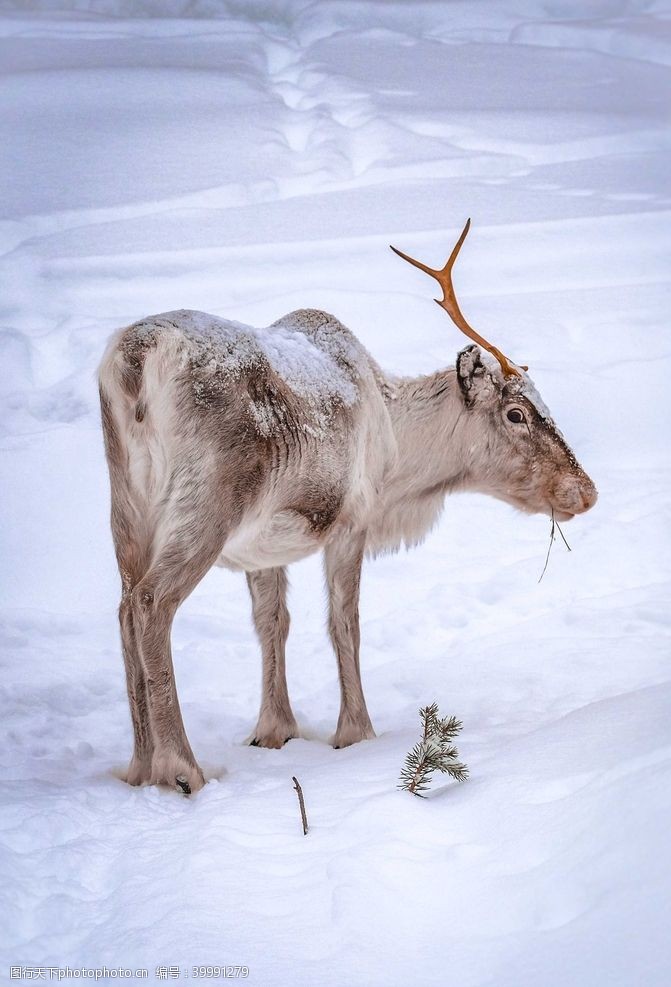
[129,464,230,794]
[101,384,155,785]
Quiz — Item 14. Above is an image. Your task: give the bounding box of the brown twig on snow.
[292,776,308,835]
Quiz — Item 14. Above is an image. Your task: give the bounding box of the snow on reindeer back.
[150,308,364,439]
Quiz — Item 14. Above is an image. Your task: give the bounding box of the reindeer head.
[454,344,596,519]
[391,221,597,521]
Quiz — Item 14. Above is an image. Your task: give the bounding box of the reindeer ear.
[456,344,489,406]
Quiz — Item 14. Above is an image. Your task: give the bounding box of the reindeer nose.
[553,473,598,515]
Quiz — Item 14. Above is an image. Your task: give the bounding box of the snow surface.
[1,2,670,985]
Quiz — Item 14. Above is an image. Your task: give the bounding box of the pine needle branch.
[399,704,469,797]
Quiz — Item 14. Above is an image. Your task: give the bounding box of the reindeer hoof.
[175,775,192,795]
[247,713,299,748]
[333,720,376,749]
[248,731,297,749]
[150,751,205,795]
[125,756,152,786]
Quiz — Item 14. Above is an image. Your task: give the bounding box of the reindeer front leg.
[246,567,299,748]
[324,533,375,748]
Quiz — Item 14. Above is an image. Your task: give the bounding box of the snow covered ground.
[1,1,670,984]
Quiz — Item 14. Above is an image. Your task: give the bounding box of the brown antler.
[390,219,526,379]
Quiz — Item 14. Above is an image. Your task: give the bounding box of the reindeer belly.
[217,509,326,572]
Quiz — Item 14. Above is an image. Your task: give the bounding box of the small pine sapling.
[399,703,469,797]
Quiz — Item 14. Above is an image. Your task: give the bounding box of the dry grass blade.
[555,518,572,552]
[538,509,572,583]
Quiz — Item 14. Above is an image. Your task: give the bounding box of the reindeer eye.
[507,408,525,424]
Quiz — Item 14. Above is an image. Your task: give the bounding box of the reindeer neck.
[364,369,473,556]
[386,369,471,495]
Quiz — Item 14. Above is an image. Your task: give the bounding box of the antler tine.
[390,219,525,379]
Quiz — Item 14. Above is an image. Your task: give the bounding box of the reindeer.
[98,221,597,794]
